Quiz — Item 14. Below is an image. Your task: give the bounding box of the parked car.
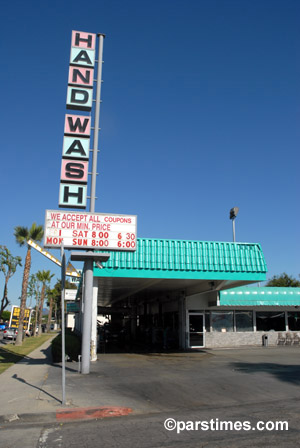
[3,327,18,339]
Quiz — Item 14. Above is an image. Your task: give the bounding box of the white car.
[3,327,18,339]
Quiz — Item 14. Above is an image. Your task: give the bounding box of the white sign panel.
[65,289,77,301]
[44,210,137,251]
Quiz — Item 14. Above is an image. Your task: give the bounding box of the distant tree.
[36,270,54,336]
[1,310,10,322]
[47,279,77,330]
[46,286,56,333]
[266,273,300,287]
[0,246,22,319]
[14,223,44,345]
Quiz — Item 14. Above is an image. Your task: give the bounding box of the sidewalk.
[0,336,133,424]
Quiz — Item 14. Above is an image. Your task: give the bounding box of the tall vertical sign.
[59,31,96,209]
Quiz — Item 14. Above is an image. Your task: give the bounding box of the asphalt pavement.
[1,336,300,447]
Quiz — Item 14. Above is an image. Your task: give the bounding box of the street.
[1,397,300,448]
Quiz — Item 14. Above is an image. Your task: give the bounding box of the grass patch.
[0,334,55,375]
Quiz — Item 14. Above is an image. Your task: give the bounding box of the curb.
[57,406,133,421]
[0,407,133,425]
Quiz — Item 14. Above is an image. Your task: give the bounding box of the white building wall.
[184,291,298,348]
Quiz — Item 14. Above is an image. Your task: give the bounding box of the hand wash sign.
[59,31,96,209]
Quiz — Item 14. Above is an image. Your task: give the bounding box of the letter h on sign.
[67,31,96,112]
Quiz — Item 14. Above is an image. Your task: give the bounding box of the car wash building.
[69,238,286,349]
[76,237,300,351]
[73,236,300,351]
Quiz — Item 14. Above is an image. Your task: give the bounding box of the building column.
[91,277,98,362]
[285,311,289,332]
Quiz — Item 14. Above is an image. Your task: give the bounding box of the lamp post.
[229,207,239,242]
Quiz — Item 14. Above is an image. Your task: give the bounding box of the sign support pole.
[81,33,105,375]
[61,243,66,404]
[90,33,105,213]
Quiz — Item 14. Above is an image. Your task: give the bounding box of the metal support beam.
[71,252,110,374]
[81,33,105,375]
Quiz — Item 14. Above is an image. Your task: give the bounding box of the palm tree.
[27,273,41,337]
[46,286,56,333]
[14,223,44,345]
[36,270,54,336]
[0,246,22,319]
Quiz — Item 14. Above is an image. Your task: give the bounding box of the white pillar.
[91,277,98,361]
[285,311,289,332]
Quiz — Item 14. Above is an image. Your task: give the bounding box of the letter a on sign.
[63,136,90,159]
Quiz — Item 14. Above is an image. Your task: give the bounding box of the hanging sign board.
[44,209,137,251]
[65,289,77,301]
[67,302,80,313]
[10,306,32,330]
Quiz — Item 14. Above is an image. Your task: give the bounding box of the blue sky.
[1,0,299,306]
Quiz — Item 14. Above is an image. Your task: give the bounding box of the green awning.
[94,238,267,282]
[219,287,300,306]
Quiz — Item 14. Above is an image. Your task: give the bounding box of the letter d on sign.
[66,87,93,111]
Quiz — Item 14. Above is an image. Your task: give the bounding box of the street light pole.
[232,218,236,243]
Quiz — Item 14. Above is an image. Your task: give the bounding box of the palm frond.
[14,226,29,246]
[29,223,44,242]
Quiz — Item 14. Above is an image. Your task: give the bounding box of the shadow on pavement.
[12,373,61,403]
[230,361,300,385]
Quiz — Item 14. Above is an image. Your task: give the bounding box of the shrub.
[51,330,81,363]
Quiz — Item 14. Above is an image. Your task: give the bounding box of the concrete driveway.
[44,346,300,415]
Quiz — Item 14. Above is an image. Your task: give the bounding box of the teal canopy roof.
[220,287,300,306]
[95,238,267,281]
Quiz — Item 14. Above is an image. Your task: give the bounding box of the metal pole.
[81,33,105,374]
[232,219,236,242]
[81,259,93,374]
[61,244,66,404]
[90,33,105,213]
